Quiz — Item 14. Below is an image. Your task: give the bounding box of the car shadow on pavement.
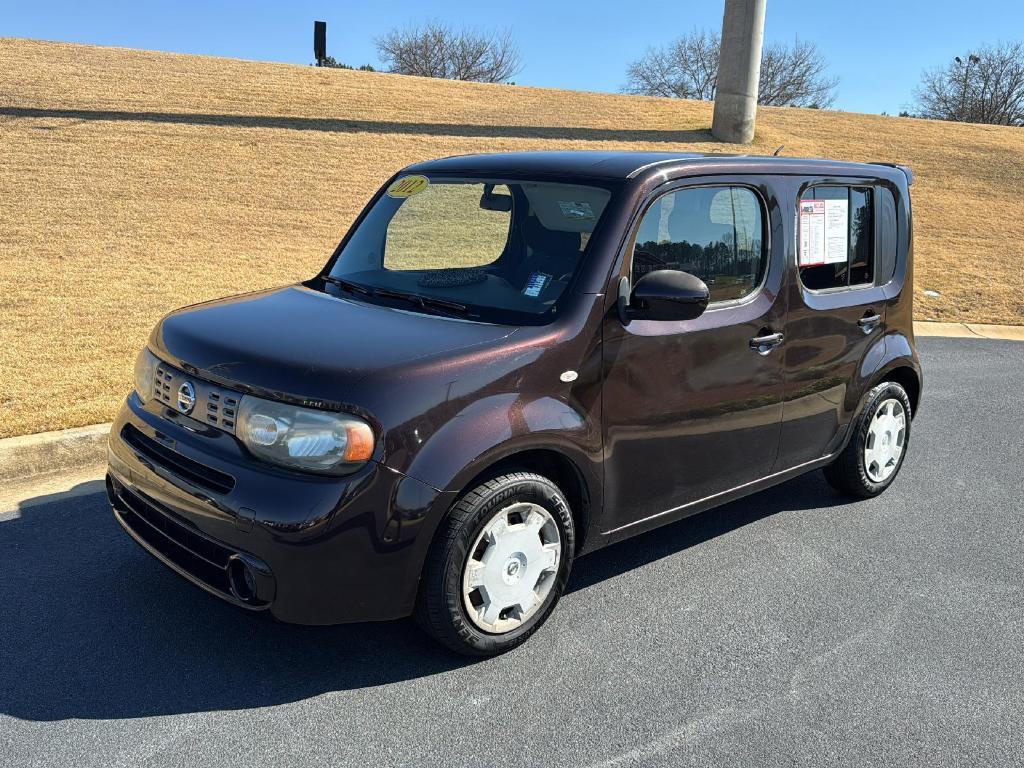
[0,471,845,722]
[567,470,847,594]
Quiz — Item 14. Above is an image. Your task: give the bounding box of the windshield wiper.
[372,287,469,317]
[323,277,469,317]
[322,275,373,295]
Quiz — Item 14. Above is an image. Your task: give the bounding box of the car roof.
[402,151,909,184]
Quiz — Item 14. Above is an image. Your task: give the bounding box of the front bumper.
[107,394,453,624]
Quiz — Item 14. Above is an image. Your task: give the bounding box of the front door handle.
[858,312,882,334]
[749,331,784,355]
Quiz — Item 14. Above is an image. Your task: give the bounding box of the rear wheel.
[823,381,912,498]
[415,472,575,656]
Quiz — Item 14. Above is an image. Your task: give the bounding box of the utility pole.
[711,0,767,144]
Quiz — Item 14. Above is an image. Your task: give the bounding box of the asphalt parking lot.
[2,336,1022,767]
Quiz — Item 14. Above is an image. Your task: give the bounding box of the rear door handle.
[858,313,882,334]
[749,331,784,355]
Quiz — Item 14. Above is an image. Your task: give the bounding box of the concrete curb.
[914,321,1024,340]
[0,423,110,483]
[0,321,1020,483]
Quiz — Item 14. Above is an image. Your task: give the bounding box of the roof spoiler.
[872,162,914,186]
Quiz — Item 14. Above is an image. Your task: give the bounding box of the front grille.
[154,363,240,434]
[121,423,235,494]
[110,477,268,607]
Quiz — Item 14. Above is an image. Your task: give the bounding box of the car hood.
[150,285,517,405]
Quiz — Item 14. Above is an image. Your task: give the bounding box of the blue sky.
[5,1,1020,115]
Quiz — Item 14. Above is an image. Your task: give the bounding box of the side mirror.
[619,270,709,323]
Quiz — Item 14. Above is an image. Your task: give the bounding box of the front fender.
[402,393,601,498]
[382,392,604,608]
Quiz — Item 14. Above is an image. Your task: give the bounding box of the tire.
[415,472,575,656]
[823,381,913,498]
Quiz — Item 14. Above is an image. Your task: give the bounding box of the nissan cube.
[107,151,922,656]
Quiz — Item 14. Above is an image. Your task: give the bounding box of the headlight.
[236,395,375,474]
[133,348,159,404]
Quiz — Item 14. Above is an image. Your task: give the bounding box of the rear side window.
[798,186,874,290]
[876,187,898,285]
[632,186,766,304]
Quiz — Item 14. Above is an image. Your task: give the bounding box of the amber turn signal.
[344,421,375,462]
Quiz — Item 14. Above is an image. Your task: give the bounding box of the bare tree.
[913,42,1024,126]
[622,29,720,100]
[757,39,838,108]
[376,22,522,83]
[622,30,838,107]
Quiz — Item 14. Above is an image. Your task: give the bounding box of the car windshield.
[325,174,615,324]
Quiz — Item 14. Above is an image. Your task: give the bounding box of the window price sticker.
[799,198,848,266]
[823,198,849,265]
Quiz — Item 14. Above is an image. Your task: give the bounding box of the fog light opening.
[227,558,257,603]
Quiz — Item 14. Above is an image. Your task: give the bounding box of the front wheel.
[415,472,575,656]
[823,381,912,498]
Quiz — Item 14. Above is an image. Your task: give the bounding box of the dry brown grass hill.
[2,38,1023,438]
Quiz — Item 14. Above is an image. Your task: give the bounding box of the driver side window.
[632,186,766,304]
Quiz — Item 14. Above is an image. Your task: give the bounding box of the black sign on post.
[313,21,327,66]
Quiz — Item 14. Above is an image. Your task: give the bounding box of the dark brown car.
[107,151,922,655]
